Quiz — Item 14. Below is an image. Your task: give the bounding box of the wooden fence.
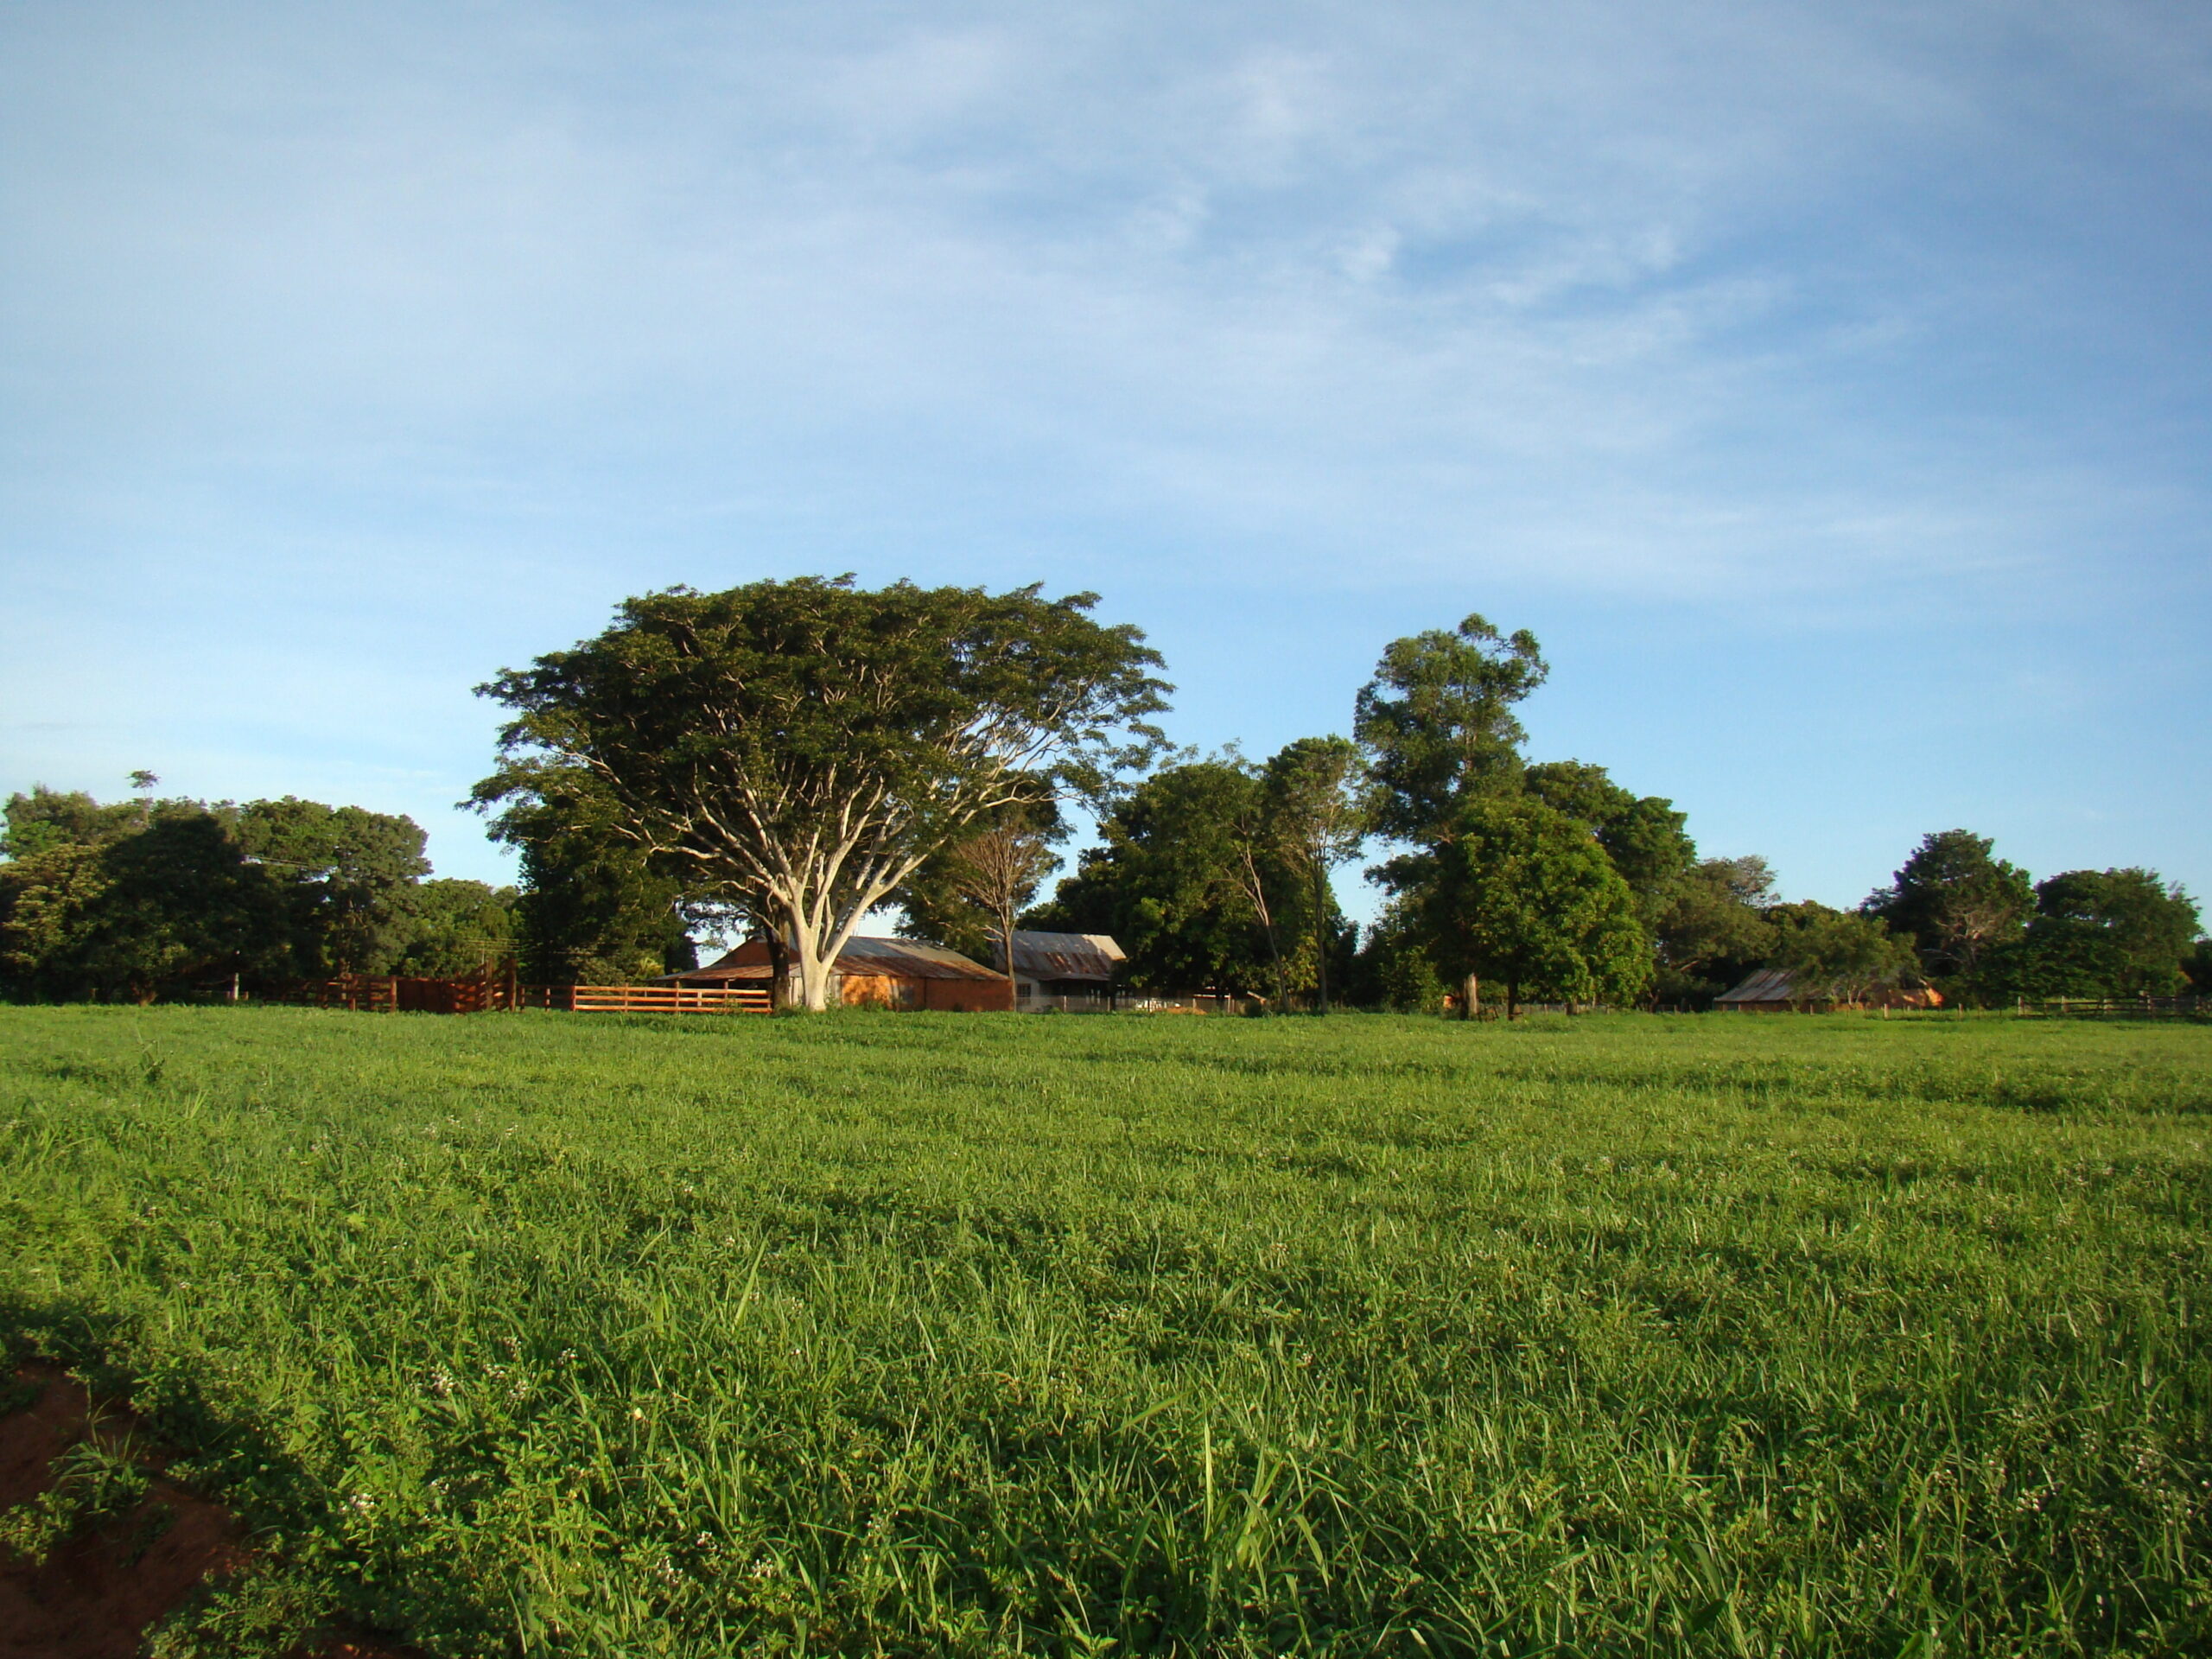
[2024,995,2206,1020]
[284,974,401,1014]
[526,983,771,1015]
[276,968,768,1017]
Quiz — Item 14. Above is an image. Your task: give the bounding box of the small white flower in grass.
[347,1492,376,1516]
[632,1407,647,1421]
[429,1366,456,1397]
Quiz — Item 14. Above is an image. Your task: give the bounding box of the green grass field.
[3,1007,2209,1656]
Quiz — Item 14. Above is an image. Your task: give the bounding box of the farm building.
[668,936,1014,1012]
[1000,931,1127,1011]
[1714,969,1942,1012]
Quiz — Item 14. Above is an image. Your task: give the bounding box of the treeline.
[1018,615,2204,1014]
[0,781,696,1002]
[6,586,2202,1012]
[1861,832,2204,1006]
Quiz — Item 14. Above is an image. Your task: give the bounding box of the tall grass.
[2,1007,2208,1655]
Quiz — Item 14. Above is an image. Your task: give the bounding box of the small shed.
[1714,969,1942,1012]
[1000,931,1126,1010]
[668,935,1014,1012]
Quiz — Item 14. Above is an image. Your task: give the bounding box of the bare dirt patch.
[0,1365,418,1659]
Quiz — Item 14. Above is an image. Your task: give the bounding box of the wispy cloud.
[3,0,2208,902]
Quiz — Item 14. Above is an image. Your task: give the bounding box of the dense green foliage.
[1997,870,2203,1001]
[1761,902,1924,1004]
[1352,621,1694,1013]
[1353,615,1547,841]
[3,1008,2208,1656]
[485,786,696,984]
[1863,830,2036,985]
[1646,855,1783,1006]
[1380,797,1649,1016]
[391,880,523,979]
[474,577,1168,1010]
[0,787,518,1001]
[1859,836,2202,1007]
[1520,760,1696,931]
[1038,756,1349,1000]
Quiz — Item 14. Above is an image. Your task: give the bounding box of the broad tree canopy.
[1762,902,1921,1005]
[1035,759,1287,995]
[1386,795,1649,1018]
[1993,868,2202,999]
[1355,614,1547,841]
[1861,829,2034,986]
[474,576,1169,1010]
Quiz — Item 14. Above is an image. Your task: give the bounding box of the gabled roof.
[1714,968,1797,1004]
[1003,931,1124,983]
[838,937,1005,982]
[668,935,1003,983]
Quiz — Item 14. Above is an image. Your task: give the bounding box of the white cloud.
[2,0,2208,899]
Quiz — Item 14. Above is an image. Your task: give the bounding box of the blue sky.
[4,0,2208,923]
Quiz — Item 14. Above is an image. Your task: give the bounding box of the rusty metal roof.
[1714,968,1796,1004]
[1004,931,1124,983]
[837,937,1004,982]
[668,935,1002,983]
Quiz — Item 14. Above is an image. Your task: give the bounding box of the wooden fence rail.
[283,974,401,1014]
[2024,995,2206,1020]
[276,971,769,1016]
[544,983,771,1015]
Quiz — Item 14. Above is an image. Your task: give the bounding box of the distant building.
[1714,968,1942,1012]
[664,928,1128,1012]
[667,935,1014,1012]
[997,931,1126,1011]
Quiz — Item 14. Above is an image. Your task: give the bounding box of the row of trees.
[938,611,2204,1014]
[1033,616,1784,1015]
[0,779,530,1002]
[6,579,2202,1010]
[1863,831,2202,1004]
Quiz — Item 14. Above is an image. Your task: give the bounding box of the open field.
[2,1007,2209,1656]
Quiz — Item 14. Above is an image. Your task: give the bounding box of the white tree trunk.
[793,932,837,1012]
[773,862,918,1012]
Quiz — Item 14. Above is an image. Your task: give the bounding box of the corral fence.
[2019,995,2207,1021]
[272,965,769,1017]
[519,983,771,1015]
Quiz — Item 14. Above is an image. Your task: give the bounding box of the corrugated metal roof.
[1004,931,1125,983]
[1715,968,1797,1004]
[838,937,1003,982]
[1713,966,1942,1009]
[676,961,772,982]
[667,935,1002,983]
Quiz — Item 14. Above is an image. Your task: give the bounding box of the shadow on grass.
[1,1298,467,1659]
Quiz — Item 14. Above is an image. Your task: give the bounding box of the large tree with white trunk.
[474,576,1168,1011]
